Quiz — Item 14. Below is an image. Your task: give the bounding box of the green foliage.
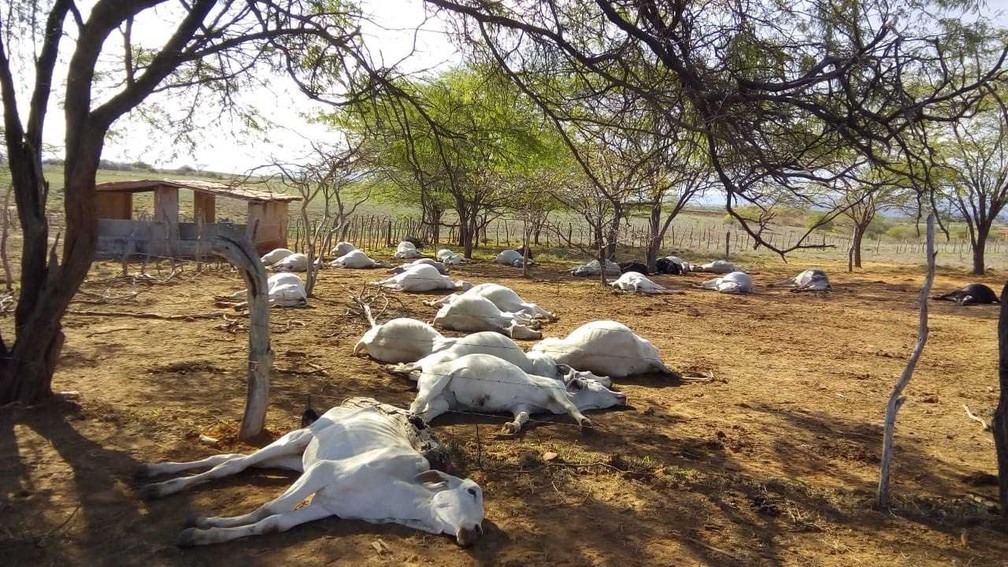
[884,224,921,240]
[863,215,891,237]
[805,212,835,231]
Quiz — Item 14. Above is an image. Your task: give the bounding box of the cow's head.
[565,376,626,409]
[414,470,484,547]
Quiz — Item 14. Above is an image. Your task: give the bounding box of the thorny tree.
[0,0,381,404]
[935,84,1008,275]
[428,0,1007,255]
[271,139,375,294]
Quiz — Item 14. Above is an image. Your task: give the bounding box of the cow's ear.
[566,378,585,392]
[415,469,451,487]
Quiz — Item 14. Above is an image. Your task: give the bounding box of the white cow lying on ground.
[354,317,451,363]
[425,283,558,322]
[266,273,308,307]
[531,320,675,378]
[394,241,421,259]
[437,249,467,265]
[271,253,310,272]
[695,271,753,294]
[388,331,612,387]
[410,354,626,434]
[260,248,295,266]
[772,269,831,291]
[389,258,448,275]
[495,249,531,267]
[372,264,473,292]
[332,249,384,269]
[609,272,674,294]
[136,398,484,547]
[695,259,737,274]
[432,296,543,340]
[570,259,621,277]
[332,241,357,257]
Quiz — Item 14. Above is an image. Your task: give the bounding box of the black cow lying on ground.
[933,283,999,305]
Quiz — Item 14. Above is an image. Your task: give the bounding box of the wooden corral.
[94,179,300,258]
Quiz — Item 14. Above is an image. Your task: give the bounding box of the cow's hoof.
[501,423,519,435]
[176,527,199,547]
[133,464,153,481]
[578,418,594,431]
[138,484,162,500]
[183,513,206,529]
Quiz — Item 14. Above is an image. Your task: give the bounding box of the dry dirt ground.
[1,252,1006,566]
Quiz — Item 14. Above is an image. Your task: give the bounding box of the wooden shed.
[94,179,301,258]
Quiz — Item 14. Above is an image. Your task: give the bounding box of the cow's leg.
[139,428,313,499]
[423,293,458,307]
[502,406,532,435]
[190,459,344,529]
[177,501,333,547]
[135,454,246,479]
[415,397,451,423]
[410,371,454,415]
[546,392,592,428]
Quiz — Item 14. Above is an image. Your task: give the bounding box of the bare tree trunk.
[848,224,866,272]
[972,227,989,275]
[212,232,273,442]
[877,214,936,508]
[995,281,1008,516]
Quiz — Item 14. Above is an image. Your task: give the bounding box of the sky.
[35,0,1008,175]
[96,0,462,175]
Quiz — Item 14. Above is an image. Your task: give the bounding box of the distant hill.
[42,158,233,180]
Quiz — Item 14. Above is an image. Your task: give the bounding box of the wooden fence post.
[211,232,273,442]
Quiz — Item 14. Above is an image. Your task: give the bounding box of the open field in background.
[1,254,1006,566]
[1,166,1003,274]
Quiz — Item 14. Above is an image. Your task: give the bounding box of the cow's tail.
[300,394,320,428]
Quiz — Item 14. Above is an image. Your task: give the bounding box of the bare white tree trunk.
[877,213,936,508]
[0,186,13,292]
[212,232,273,442]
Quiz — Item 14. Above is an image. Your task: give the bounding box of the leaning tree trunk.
[212,232,273,442]
[877,214,936,508]
[993,282,1008,516]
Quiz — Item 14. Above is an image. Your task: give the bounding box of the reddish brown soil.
[1,255,1006,566]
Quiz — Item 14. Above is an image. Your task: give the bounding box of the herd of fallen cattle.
[135,239,1002,548]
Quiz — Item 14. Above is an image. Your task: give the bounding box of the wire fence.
[289,212,1008,266]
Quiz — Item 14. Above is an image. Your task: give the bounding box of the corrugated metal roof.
[94,179,301,202]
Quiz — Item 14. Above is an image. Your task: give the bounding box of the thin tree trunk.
[0,185,13,292]
[877,214,936,508]
[212,232,273,442]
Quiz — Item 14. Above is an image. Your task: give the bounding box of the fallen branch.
[678,534,745,563]
[67,310,224,320]
[964,404,991,431]
[85,326,138,337]
[275,365,329,377]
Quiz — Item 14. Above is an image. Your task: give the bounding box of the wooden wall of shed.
[95,192,132,220]
[150,186,180,257]
[246,201,290,253]
[193,191,216,224]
